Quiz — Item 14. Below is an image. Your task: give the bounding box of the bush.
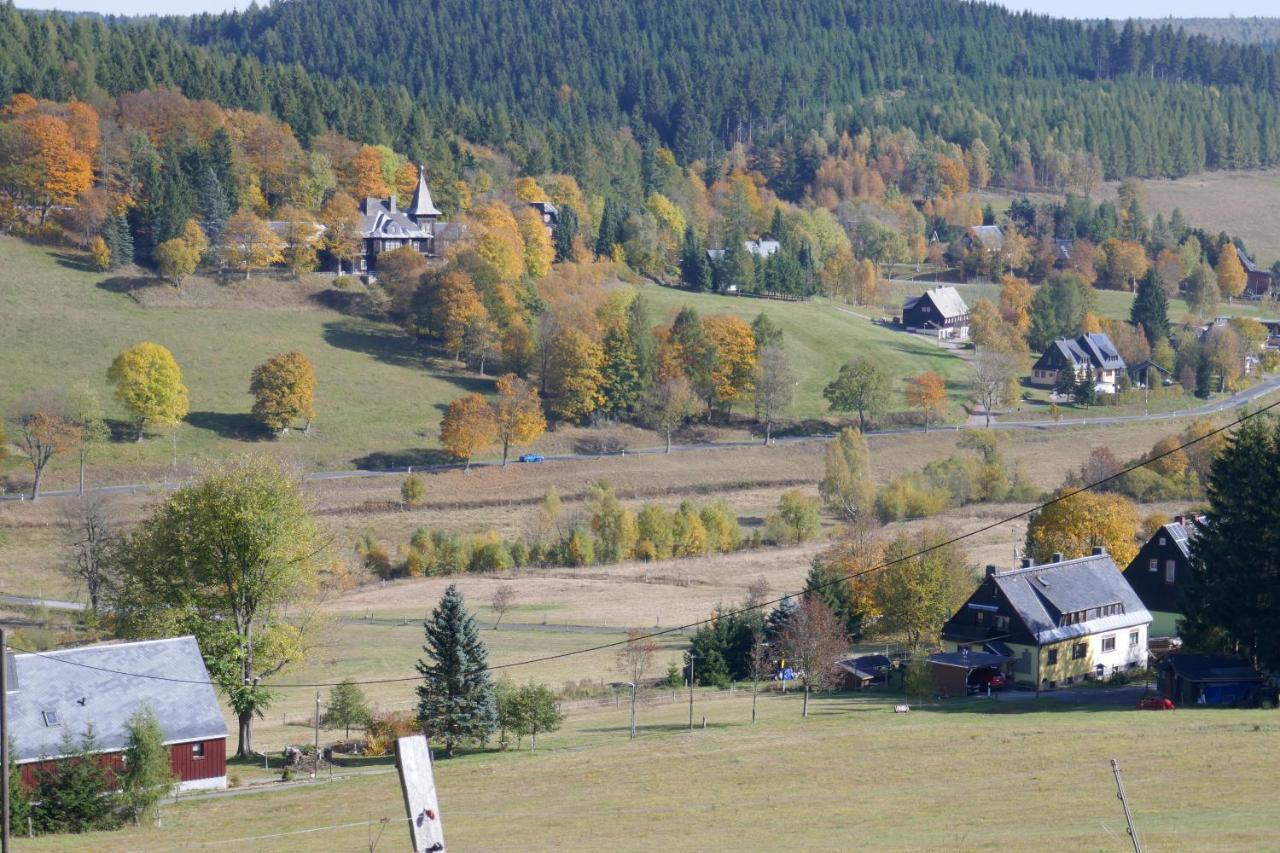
[636,505,674,561]
[400,474,427,507]
[468,534,514,573]
[664,661,684,688]
[356,534,394,579]
[558,528,595,566]
[700,501,741,553]
[875,474,948,523]
[333,275,359,290]
[509,539,530,567]
[764,490,821,544]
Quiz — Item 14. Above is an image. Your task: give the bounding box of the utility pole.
[686,652,695,731]
[313,689,320,779]
[628,682,637,739]
[1110,758,1142,853]
[1,626,8,853]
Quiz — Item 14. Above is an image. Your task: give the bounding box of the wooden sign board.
[395,735,446,852]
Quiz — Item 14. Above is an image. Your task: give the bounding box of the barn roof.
[967,225,1004,251]
[9,636,227,763]
[907,286,969,320]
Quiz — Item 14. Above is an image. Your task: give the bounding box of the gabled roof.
[1236,245,1266,275]
[989,553,1150,645]
[967,225,1004,251]
[904,286,969,320]
[1161,654,1263,683]
[406,165,442,218]
[1034,333,1125,373]
[837,655,891,680]
[360,198,433,240]
[9,636,227,763]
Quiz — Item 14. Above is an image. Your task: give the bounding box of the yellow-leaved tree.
[218,210,284,278]
[439,393,497,469]
[469,202,526,283]
[702,314,757,415]
[437,271,488,361]
[107,342,190,440]
[904,370,948,431]
[250,351,317,433]
[546,327,605,422]
[1216,245,1247,300]
[493,373,547,466]
[319,192,363,275]
[1024,489,1140,568]
[515,205,554,279]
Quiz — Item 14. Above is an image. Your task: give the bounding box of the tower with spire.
[351,164,446,277]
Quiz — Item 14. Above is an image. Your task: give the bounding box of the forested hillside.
[3,0,1280,198]
[1131,17,1280,50]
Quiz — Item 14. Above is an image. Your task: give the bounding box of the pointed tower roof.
[407,165,442,218]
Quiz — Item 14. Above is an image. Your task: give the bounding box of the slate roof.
[837,654,891,680]
[989,553,1151,645]
[967,225,1004,251]
[9,636,227,763]
[360,197,433,240]
[1236,245,1264,275]
[406,165,442,218]
[929,651,1009,669]
[1034,333,1126,373]
[903,286,969,321]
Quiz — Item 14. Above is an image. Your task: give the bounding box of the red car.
[967,668,1007,692]
[1137,696,1175,710]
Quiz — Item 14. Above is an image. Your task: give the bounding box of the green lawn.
[20,692,1280,851]
[640,284,975,416]
[0,237,482,485]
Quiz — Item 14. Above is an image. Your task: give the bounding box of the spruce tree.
[1183,415,1280,670]
[416,584,498,756]
[196,166,232,249]
[553,204,578,262]
[678,224,710,291]
[764,594,797,643]
[1130,273,1170,346]
[803,559,863,639]
[598,324,642,418]
[103,213,134,269]
[119,706,176,826]
[594,197,623,259]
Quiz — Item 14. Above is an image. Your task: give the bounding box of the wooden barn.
[10,636,228,792]
[901,286,970,340]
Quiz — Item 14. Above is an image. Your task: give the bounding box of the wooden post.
[396,735,445,852]
[1,626,9,853]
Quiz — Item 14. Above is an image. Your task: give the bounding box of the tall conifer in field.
[1130,273,1170,346]
[416,584,498,756]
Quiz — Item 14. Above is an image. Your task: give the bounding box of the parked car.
[967,667,1007,693]
[1137,695,1175,710]
[518,453,545,463]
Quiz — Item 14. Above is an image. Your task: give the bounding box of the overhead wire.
[9,398,1277,688]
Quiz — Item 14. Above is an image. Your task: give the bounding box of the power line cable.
[9,400,1275,687]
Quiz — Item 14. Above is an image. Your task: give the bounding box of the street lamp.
[610,681,637,739]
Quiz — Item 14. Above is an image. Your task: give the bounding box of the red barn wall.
[18,738,226,789]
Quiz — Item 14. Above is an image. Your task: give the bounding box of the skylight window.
[42,710,59,727]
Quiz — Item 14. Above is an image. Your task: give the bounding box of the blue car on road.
[518,453,545,463]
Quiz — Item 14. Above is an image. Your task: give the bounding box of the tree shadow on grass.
[187,411,272,442]
[351,449,457,471]
[96,275,154,298]
[52,251,95,273]
[323,318,431,370]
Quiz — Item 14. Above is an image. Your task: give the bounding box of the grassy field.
[20,692,1280,851]
[0,238,979,491]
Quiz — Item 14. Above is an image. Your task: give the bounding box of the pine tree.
[119,706,176,826]
[803,559,863,639]
[595,197,623,259]
[416,584,498,756]
[764,594,797,643]
[196,166,231,249]
[1130,272,1170,346]
[103,213,134,269]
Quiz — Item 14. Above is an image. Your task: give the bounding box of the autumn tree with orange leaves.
[493,373,547,466]
[439,393,497,469]
[904,371,948,431]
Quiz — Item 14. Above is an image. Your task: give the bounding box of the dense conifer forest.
[3,0,1280,195]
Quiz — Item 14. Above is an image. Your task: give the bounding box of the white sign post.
[395,735,446,852]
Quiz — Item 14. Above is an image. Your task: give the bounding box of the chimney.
[1091,545,1105,556]
[388,193,397,213]
[1052,552,1064,563]
[1173,515,1184,525]
[1020,557,1033,569]
[985,564,998,579]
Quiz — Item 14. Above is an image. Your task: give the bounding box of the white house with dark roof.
[10,636,228,792]
[941,549,1151,691]
[706,238,781,262]
[901,286,970,340]
[353,165,445,277]
[1031,332,1126,393]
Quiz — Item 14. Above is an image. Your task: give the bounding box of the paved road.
[0,593,85,612]
[7,375,1280,503]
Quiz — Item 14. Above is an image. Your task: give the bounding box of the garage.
[927,651,1011,698]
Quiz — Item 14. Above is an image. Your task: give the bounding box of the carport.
[927,651,1010,698]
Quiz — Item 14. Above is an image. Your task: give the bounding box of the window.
[1065,676,1075,685]
[1101,636,1116,652]
[1165,561,1177,584]
[1159,537,1167,546]
[995,615,1010,631]
[1071,643,1087,660]
[1047,649,1058,665]
[41,710,59,727]
[1148,558,1158,572]
[1129,631,1140,648]
[192,742,206,760]
[975,611,986,624]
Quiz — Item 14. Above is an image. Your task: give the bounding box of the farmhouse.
[355,165,444,277]
[1122,516,1199,639]
[1030,332,1126,393]
[901,286,970,340]
[706,238,781,261]
[964,224,1004,253]
[1236,247,1276,297]
[941,550,1151,691]
[11,636,228,792]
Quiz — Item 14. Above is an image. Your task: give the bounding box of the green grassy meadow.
[19,692,1280,851]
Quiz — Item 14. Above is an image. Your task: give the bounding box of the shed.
[10,636,229,791]
[1157,654,1269,707]
[927,650,1010,698]
[835,655,891,690]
